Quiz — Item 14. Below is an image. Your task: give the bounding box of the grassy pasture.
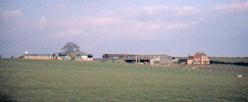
[0,59,248,102]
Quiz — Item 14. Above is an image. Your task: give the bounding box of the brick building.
[187,52,210,65]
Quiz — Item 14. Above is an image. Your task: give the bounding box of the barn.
[76,52,93,61]
[22,54,53,60]
[102,54,173,65]
[57,52,93,61]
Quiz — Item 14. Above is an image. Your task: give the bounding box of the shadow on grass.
[0,91,17,102]
[211,61,248,66]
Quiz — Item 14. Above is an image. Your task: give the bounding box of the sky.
[0,0,248,58]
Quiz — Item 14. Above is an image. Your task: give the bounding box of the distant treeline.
[210,57,248,66]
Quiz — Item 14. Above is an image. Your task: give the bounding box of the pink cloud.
[53,4,66,11]
[130,20,200,32]
[215,1,248,12]
[39,16,48,27]
[78,16,121,26]
[143,6,198,16]
[39,5,204,42]
[0,9,23,19]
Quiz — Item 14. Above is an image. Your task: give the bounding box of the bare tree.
[61,42,80,54]
[61,42,81,60]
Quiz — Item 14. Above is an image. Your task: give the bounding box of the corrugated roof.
[24,54,52,56]
[102,54,172,59]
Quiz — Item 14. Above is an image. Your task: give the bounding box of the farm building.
[21,52,93,62]
[187,52,210,65]
[76,52,93,61]
[57,52,93,61]
[57,53,71,60]
[102,54,173,65]
[22,54,53,60]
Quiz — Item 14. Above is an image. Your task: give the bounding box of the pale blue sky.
[0,0,248,58]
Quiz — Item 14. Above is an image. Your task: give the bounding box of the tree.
[61,42,81,60]
[61,42,80,54]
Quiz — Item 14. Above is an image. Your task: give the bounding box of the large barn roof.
[102,54,172,59]
[24,54,52,56]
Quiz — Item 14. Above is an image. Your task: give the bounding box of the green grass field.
[0,59,248,102]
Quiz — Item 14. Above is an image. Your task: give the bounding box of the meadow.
[0,59,248,102]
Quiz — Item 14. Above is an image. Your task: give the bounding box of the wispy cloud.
[143,6,198,16]
[0,9,23,19]
[215,1,248,12]
[53,4,66,11]
[121,6,202,32]
[40,5,203,41]
[51,28,87,40]
[39,16,48,27]
[1,1,248,57]
[79,16,121,26]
